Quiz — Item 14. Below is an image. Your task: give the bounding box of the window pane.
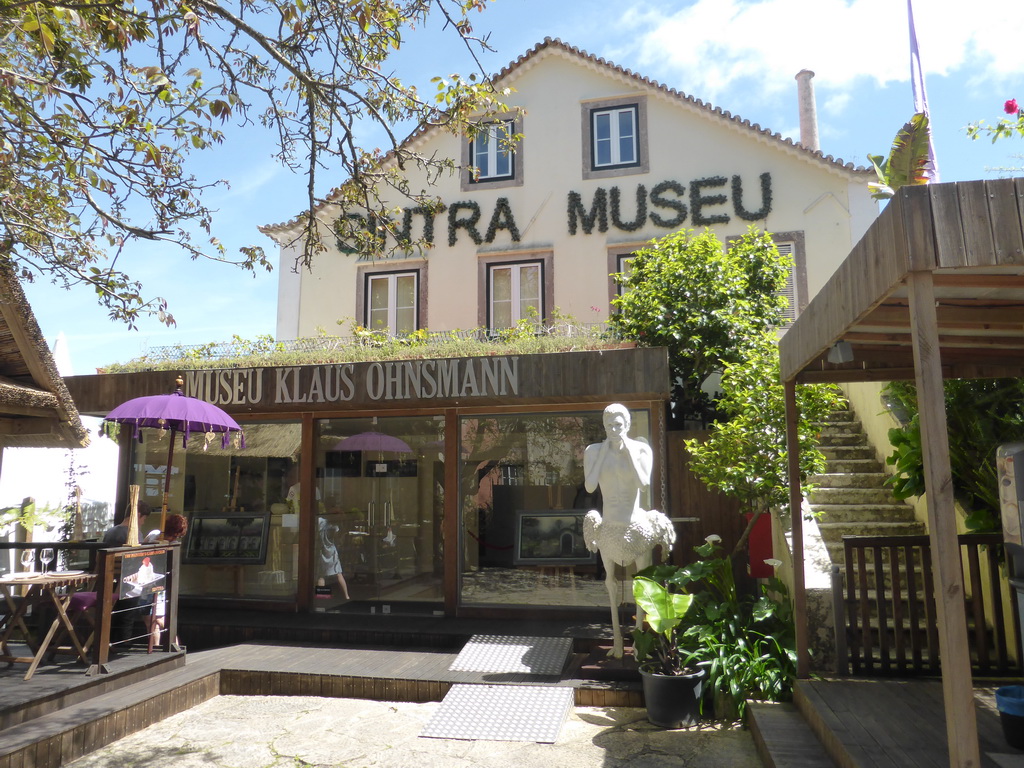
[495,146,510,177]
[519,264,540,322]
[617,254,634,296]
[396,307,415,334]
[493,301,511,328]
[619,133,635,163]
[316,415,444,608]
[617,109,634,140]
[492,267,511,302]
[368,277,389,329]
[136,422,302,603]
[396,275,416,333]
[459,409,651,608]
[369,277,388,310]
[491,267,511,328]
[594,112,611,166]
[475,131,490,177]
[396,274,416,309]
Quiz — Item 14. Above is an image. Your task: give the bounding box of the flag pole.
[908,0,939,181]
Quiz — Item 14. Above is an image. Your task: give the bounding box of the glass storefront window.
[129,421,301,602]
[459,408,652,609]
[313,415,445,614]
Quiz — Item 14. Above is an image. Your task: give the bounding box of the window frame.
[356,263,427,335]
[471,121,515,182]
[606,243,645,308]
[477,252,554,331]
[592,105,638,169]
[461,116,524,192]
[582,95,649,180]
[725,231,807,325]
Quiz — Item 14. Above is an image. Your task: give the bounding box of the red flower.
[1005,98,1020,115]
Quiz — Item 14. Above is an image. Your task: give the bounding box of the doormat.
[420,683,574,743]
[448,634,572,675]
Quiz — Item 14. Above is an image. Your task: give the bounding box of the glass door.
[314,415,444,614]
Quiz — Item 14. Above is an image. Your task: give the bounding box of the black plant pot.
[997,686,1024,750]
[639,665,708,728]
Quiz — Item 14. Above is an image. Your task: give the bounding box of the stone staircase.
[808,406,925,567]
[807,405,929,673]
[807,406,1014,678]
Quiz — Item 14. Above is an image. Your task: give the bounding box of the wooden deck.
[776,678,1022,768]
[4,620,1023,768]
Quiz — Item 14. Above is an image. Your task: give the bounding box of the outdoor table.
[0,571,97,680]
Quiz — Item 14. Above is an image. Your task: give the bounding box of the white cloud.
[215,158,283,202]
[620,0,1024,102]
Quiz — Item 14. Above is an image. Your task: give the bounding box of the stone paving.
[65,694,761,768]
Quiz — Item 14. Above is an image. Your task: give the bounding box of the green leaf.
[872,113,932,198]
[633,576,693,636]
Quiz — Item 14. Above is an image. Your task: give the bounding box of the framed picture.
[513,510,596,566]
[119,549,168,600]
[183,513,270,564]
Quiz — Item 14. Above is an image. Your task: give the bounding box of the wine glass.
[39,548,54,575]
[20,549,35,573]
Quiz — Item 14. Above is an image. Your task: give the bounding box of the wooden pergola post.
[784,379,809,679]
[908,270,979,768]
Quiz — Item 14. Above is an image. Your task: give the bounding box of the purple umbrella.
[104,376,245,533]
[333,431,411,454]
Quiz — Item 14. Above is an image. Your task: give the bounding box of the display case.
[183,513,271,565]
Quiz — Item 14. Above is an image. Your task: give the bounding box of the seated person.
[103,501,154,546]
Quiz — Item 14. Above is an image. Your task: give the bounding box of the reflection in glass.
[313,415,445,614]
[459,408,652,609]
[130,421,301,602]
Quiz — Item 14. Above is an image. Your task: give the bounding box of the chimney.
[795,69,819,152]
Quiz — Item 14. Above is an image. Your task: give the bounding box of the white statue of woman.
[583,403,676,659]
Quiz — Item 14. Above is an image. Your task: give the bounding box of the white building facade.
[264,39,876,342]
[67,41,879,623]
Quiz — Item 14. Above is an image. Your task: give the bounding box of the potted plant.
[631,563,705,728]
[659,535,797,722]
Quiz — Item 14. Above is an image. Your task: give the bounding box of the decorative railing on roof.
[139,322,617,364]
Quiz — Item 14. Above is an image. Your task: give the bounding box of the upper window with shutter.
[776,241,798,324]
[726,232,806,326]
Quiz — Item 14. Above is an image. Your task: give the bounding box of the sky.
[23,0,1024,376]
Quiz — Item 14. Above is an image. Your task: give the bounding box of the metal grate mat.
[447,634,572,675]
[420,683,574,743]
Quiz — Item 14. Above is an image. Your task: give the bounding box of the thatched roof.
[0,264,89,448]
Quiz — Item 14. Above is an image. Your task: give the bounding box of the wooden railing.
[91,543,182,671]
[1,541,181,674]
[837,533,1020,676]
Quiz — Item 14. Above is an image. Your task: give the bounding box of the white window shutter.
[776,241,797,323]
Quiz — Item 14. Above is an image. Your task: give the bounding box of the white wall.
[0,334,119,542]
[272,45,876,339]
